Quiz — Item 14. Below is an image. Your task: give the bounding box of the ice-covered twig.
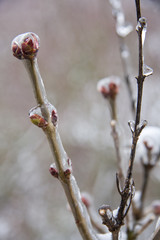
[109,0,136,116]
[97,76,124,187]
[99,2,152,237]
[11,32,99,240]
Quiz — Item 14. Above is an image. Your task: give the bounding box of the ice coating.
[97,76,120,99]
[11,32,40,60]
[109,0,133,38]
[136,126,160,165]
[136,17,147,47]
[143,64,153,77]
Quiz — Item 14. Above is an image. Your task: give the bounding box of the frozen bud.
[11,32,40,60]
[97,76,120,100]
[49,163,59,178]
[143,140,153,151]
[64,169,71,179]
[98,205,113,219]
[51,110,58,126]
[81,192,92,208]
[152,201,160,215]
[29,105,48,128]
[30,114,48,128]
[137,126,160,165]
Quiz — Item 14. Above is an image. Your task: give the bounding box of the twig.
[135,0,141,22]
[11,32,99,240]
[99,1,152,237]
[111,121,124,187]
[109,0,136,116]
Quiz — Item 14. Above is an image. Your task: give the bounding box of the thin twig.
[111,121,124,187]
[26,58,99,240]
[135,0,141,21]
[109,0,136,116]
[11,32,99,240]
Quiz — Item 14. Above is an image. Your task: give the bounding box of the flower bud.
[49,163,59,178]
[64,169,71,179]
[97,76,120,100]
[11,32,40,60]
[81,192,92,208]
[30,114,48,128]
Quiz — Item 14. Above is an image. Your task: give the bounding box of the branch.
[109,0,136,116]
[98,1,153,235]
[11,32,99,240]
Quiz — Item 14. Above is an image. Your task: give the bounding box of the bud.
[29,106,48,128]
[97,76,120,100]
[51,109,58,126]
[11,32,40,60]
[64,169,71,179]
[30,114,48,128]
[81,192,92,208]
[49,163,59,178]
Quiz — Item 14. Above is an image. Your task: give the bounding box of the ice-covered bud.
[152,201,160,215]
[64,169,71,179]
[30,114,48,128]
[49,163,59,178]
[51,109,58,127]
[99,205,113,220]
[11,32,40,60]
[81,192,92,208]
[29,106,48,128]
[137,126,160,166]
[97,76,120,100]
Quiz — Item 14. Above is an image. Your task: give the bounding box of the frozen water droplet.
[29,105,48,128]
[142,27,147,46]
[45,102,58,126]
[121,49,129,59]
[109,0,121,9]
[29,105,42,117]
[128,120,135,133]
[143,64,153,77]
[136,17,147,46]
[106,209,113,220]
[116,23,133,38]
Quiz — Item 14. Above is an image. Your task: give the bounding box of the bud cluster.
[11,32,40,60]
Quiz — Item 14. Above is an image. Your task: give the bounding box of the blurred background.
[0,0,160,239]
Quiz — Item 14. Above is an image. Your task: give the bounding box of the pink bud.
[81,192,92,208]
[49,164,59,178]
[51,110,58,126]
[97,76,120,100]
[64,169,71,179]
[11,32,40,60]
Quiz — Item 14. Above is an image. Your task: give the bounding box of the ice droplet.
[136,17,147,46]
[143,64,153,77]
[116,23,133,38]
[128,120,135,133]
[109,0,121,9]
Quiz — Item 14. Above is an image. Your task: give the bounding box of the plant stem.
[135,0,141,21]
[112,230,119,240]
[24,58,99,240]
